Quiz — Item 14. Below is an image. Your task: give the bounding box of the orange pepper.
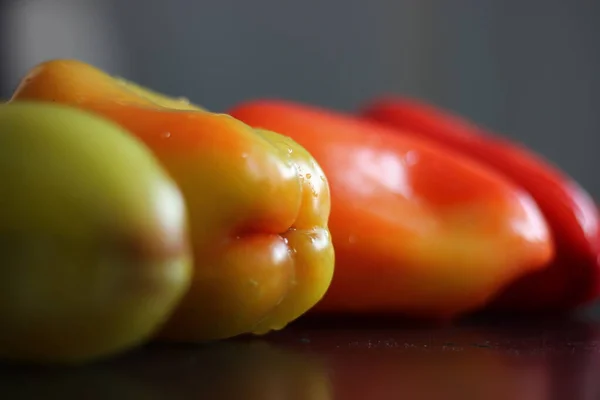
[13,59,204,111]
[11,60,334,341]
[229,100,554,319]
[361,97,600,312]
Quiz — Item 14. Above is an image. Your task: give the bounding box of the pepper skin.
[13,59,204,111]
[0,102,192,364]
[12,61,334,341]
[361,97,600,312]
[229,100,553,319]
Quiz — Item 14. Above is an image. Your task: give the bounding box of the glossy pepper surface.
[230,100,553,319]
[12,60,334,341]
[13,59,204,111]
[361,97,600,312]
[0,102,192,364]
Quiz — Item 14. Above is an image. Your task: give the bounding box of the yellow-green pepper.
[12,59,335,341]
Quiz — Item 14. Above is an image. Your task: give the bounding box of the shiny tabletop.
[2,315,599,400]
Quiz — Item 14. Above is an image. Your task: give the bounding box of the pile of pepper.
[1,60,597,364]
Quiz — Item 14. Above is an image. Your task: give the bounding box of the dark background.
[1,0,598,316]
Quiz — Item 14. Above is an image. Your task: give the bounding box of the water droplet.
[177,97,190,104]
[305,173,312,179]
[348,235,357,244]
[161,131,171,138]
[287,148,293,154]
[304,231,316,243]
[308,183,318,197]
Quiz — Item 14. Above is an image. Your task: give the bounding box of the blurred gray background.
[1,0,599,315]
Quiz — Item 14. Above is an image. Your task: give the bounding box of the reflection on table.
[1,318,599,400]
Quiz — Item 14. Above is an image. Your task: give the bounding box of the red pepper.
[361,97,600,312]
[230,99,553,319]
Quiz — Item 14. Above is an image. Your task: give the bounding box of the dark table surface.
[1,315,599,400]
